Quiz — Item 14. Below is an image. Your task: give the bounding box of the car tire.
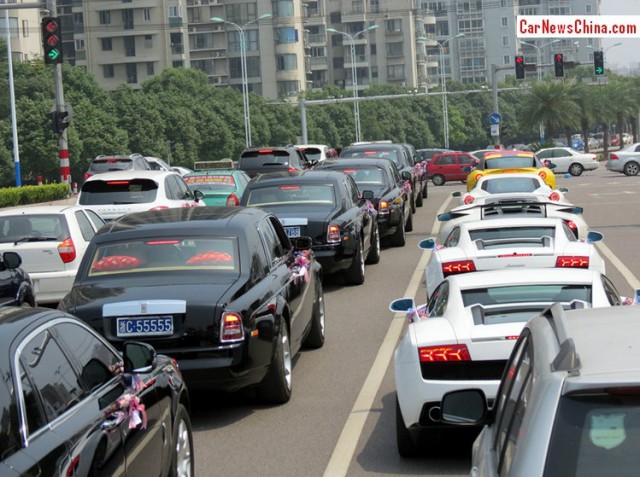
[303,280,325,349]
[422,182,428,198]
[344,239,365,285]
[624,161,640,176]
[569,163,584,176]
[366,225,381,265]
[411,195,417,214]
[256,318,292,404]
[415,188,424,207]
[432,175,445,186]
[405,209,413,232]
[396,396,420,457]
[170,404,194,477]
[390,213,406,247]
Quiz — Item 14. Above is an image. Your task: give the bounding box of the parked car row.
[387,149,639,474]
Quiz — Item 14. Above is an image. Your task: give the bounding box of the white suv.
[77,170,204,221]
[441,303,640,476]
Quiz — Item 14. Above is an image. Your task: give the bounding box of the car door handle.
[101,411,126,431]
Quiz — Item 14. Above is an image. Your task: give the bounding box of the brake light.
[226,193,240,206]
[106,180,130,185]
[418,344,470,362]
[555,256,589,268]
[147,240,180,245]
[463,195,475,205]
[258,149,273,154]
[327,225,340,243]
[363,151,377,155]
[343,169,357,174]
[150,206,169,211]
[610,154,619,160]
[378,200,389,214]
[549,191,561,201]
[221,312,244,342]
[280,185,300,190]
[442,260,476,277]
[498,253,532,258]
[84,172,92,179]
[288,167,299,173]
[506,336,520,340]
[475,173,483,181]
[58,238,76,263]
[539,171,547,180]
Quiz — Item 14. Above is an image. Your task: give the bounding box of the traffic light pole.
[54,63,70,185]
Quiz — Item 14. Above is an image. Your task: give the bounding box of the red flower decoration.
[92,255,144,271]
[186,251,233,265]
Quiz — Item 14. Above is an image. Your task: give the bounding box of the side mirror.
[559,187,569,193]
[418,238,436,250]
[437,213,453,222]
[586,231,603,243]
[440,389,488,425]
[2,252,22,269]
[193,189,205,202]
[401,171,412,181]
[361,190,375,200]
[123,341,157,373]
[389,297,416,313]
[292,236,312,251]
[548,162,557,170]
[451,191,461,198]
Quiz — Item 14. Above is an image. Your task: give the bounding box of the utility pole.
[491,64,513,147]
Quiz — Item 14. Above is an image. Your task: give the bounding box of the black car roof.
[95,207,270,239]
[316,158,395,170]
[249,170,346,184]
[0,307,65,351]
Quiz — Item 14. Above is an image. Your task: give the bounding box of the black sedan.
[0,306,192,476]
[59,207,324,404]
[241,171,379,285]
[315,159,413,246]
[340,143,421,212]
[0,251,36,307]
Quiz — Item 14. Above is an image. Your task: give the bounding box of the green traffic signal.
[42,17,63,65]
[593,50,604,76]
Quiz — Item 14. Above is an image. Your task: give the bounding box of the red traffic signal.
[515,55,525,79]
[554,53,564,77]
[42,17,63,65]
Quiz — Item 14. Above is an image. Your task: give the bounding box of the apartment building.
[0,3,43,62]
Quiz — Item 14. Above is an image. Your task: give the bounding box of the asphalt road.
[188,166,640,477]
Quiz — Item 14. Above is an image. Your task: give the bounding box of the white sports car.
[390,268,625,457]
[421,217,605,298]
[457,173,568,207]
[437,194,589,241]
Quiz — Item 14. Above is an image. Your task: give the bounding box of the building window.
[274,1,294,18]
[144,35,152,49]
[22,19,28,37]
[386,42,403,56]
[503,55,510,65]
[501,17,508,28]
[101,38,112,51]
[99,11,111,25]
[228,30,258,53]
[370,43,376,55]
[126,63,137,84]
[147,62,154,75]
[122,9,134,29]
[103,64,114,78]
[549,7,571,15]
[329,12,341,24]
[276,54,297,70]
[172,60,184,68]
[275,27,297,44]
[331,34,343,47]
[124,36,136,57]
[226,3,257,23]
[143,8,151,22]
[192,33,213,49]
[501,0,507,6]
[385,19,402,34]
[277,80,299,96]
[502,36,509,47]
[75,39,85,50]
[333,57,344,69]
[168,6,180,17]
[586,4,592,13]
[387,64,405,79]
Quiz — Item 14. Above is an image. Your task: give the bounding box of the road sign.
[490,124,500,136]
[489,113,502,125]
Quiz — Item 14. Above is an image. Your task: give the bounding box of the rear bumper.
[30,270,76,304]
[313,244,352,274]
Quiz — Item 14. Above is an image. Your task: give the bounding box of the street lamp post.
[327,24,378,143]
[211,13,271,148]
[435,33,464,149]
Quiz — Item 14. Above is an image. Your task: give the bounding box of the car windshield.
[0,214,70,242]
[78,179,159,205]
[239,150,291,166]
[87,237,239,277]
[299,147,322,161]
[481,177,541,193]
[485,157,537,169]
[245,184,336,206]
[341,149,401,168]
[468,226,556,248]
[89,158,133,172]
[462,284,592,307]
[184,174,236,191]
[544,391,640,477]
[341,168,386,187]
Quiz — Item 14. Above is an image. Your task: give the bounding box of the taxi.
[183,169,250,206]
[466,150,555,191]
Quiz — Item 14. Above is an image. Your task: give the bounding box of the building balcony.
[310,57,329,69]
[171,44,184,55]
[342,11,366,24]
[345,77,371,90]
[308,33,326,44]
[344,54,369,67]
[169,17,184,28]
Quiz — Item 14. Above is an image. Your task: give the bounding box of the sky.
[599,0,640,70]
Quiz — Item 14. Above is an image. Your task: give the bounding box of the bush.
[0,183,70,208]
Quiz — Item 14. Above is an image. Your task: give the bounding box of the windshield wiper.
[14,236,60,245]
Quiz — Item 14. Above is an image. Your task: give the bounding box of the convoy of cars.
[1,139,638,473]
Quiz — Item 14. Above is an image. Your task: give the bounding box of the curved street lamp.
[435,33,464,149]
[211,13,272,148]
[327,24,378,143]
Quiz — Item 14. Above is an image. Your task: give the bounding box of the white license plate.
[116,316,174,337]
[285,227,301,238]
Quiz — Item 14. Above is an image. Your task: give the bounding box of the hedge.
[0,184,71,208]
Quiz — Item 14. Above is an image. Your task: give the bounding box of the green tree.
[519,81,580,142]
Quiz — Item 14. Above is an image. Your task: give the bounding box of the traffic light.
[515,55,525,80]
[593,50,604,76]
[41,17,63,65]
[554,53,564,77]
[46,110,70,134]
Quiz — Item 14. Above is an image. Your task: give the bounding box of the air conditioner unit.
[211,51,224,58]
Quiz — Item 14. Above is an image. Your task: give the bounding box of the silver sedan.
[606,143,640,176]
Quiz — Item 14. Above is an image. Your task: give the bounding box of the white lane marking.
[590,191,636,196]
[322,195,454,477]
[596,241,640,290]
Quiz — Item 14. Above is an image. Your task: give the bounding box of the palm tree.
[519,81,580,143]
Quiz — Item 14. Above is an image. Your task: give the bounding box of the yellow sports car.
[466,150,556,191]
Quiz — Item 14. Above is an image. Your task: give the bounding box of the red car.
[426,152,478,186]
